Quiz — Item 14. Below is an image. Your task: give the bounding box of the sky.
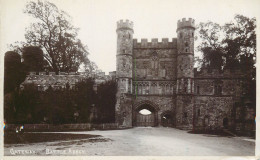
[1,0,259,74]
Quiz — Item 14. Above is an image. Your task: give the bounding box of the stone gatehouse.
[115,18,254,131]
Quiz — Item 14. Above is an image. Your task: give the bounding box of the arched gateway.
[133,101,159,127]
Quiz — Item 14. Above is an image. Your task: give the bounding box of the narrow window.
[197,109,200,117]
[218,86,222,95]
[184,112,188,118]
[214,85,218,95]
[197,86,200,94]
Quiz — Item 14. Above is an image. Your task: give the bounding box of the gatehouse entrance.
[134,103,158,127]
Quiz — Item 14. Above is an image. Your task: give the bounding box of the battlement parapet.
[117,19,133,31]
[195,68,244,78]
[29,72,36,75]
[59,72,67,75]
[133,38,177,49]
[39,72,46,75]
[69,72,76,75]
[177,18,195,30]
[49,72,56,76]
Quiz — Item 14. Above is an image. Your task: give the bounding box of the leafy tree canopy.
[196,14,256,80]
[196,14,256,105]
[11,0,89,73]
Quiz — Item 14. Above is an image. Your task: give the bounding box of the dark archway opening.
[223,118,228,129]
[135,104,157,127]
[161,112,174,127]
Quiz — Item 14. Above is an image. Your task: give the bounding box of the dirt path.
[4,127,255,156]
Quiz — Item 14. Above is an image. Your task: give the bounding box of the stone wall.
[5,123,119,131]
[176,95,194,129]
[194,96,234,130]
[115,94,133,127]
[133,48,177,80]
[194,79,243,96]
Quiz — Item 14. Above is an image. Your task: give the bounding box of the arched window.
[179,32,183,38]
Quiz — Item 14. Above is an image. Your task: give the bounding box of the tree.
[74,78,96,123]
[82,61,100,77]
[196,22,224,70]
[196,14,256,106]
[4,93,16,123]
[96,80,117,123]
[14,84,39,124]
[196,15,256,75]
[223,15,256,78]
[22,46,44,72]
[4,51,26,94]
[11,0,89,72]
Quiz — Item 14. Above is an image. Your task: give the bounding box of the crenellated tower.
[176,18,195,128]
[115,20,134,127]
[176,18,195,93]
[116,20,134,93]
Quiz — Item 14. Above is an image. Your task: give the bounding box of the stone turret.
[176,18,195,129]
[115,20,134,127]
[177,18,195,30]
[176,18,195,94]
[117,20,134,31]
[116,19,134,93]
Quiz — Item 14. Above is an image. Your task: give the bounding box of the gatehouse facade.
[115,18,255,131]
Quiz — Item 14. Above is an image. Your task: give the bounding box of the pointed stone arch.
[134,100,160,111]
[133,100,159,127]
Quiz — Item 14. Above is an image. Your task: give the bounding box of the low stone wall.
[5,123,119,132]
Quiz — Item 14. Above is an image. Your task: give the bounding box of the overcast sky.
[1,0,259,74]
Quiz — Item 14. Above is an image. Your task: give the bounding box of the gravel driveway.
[4,127,255,156]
